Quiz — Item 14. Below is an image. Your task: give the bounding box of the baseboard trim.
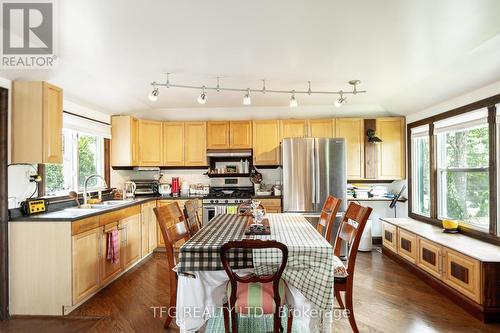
[382,246,500,323]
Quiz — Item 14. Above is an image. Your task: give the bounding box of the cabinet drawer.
[443,248,481,303]
[382,222,397,252]
[397,229,417,263]
[100,205,141,225]
[416,237,442,279]
[72,216,99,235]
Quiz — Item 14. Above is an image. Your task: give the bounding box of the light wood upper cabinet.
[12,81,63,164]
[120,214,141,269]
[207,121,230,149]
[377,117,406,180]
[309,119,335,138]
[280,119,308,139]
[111,116,139,167]
[229,121,252,148]
[72,227,101,304]
[336,118,365,179]
[163,122,184,166]
[138,120,163,166]
[253,120,280,166]
[185,122,207,166]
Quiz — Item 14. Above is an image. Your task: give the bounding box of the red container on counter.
[171,177,180,197]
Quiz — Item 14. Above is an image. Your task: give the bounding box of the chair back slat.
[316,195,342,241]
[333,202,372,275]
[184,199,202,235]
[154,202,190,270]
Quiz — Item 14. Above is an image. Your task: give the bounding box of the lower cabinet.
[442,248,481,304]
[397,229,417,263]
[382,222,397,252]
[120,214,142,269]
[141,201,158,256]
[259,198,282,213]
[100,222,122,285]
[417,237,442,279]
[72,227,101,304]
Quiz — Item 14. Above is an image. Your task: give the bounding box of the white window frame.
[411,125,430,217]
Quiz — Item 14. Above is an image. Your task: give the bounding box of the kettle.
[124,181,136,199]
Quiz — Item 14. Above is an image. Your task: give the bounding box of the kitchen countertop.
[157,195,205,200]
[381,217,500,262]
[10,196,159,222]
[347,196,407,202]
[251,195,282,199]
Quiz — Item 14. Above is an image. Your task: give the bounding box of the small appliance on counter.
[171,177,180,197]
[131,179,159,196]
[181,181,190,196]
[124,181,136,199]
[20,198,48,216]
[158,182,171,196]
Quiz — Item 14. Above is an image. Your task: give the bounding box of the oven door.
[203,205,216,225]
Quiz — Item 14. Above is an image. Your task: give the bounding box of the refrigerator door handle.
[310,140,317,205]
[314,139,321,208]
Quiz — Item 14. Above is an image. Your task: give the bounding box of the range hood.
[206,149,252,157]
[133,166,161,171]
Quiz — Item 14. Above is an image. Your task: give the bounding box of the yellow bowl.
[442,219,459,230]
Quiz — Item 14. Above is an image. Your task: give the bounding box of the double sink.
[63,199,136,213]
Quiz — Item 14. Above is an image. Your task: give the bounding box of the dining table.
[175,213,335,333]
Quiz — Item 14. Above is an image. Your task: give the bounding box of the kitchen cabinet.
[163,122,184,166]
[335,118,364,179]
[397,229,417,263]
[72,227,101,304]
[185,122,207,166]
[417,237,442,279]
[259,198,282,213]
[100,222,121,285]
[443,248,481,303]
[111,116,139,167]
[138,120,163,166]
[11,81,63,164]
[280,119,308,139]
[207,121,230,149]
[376,117,406,180]
[120,213,142,269]
[253,120,281,166]
[230,121,252,148]
[309,119,335,138]
[141,201,158,256]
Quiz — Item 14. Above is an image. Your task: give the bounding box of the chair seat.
[226,279,286,315]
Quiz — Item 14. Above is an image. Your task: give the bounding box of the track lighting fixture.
[289,91,298,107]
[148,85,159,102]
[243,89,251,105]
[149,75,366,106]
[197,86,207,104]
[334,91,347,108]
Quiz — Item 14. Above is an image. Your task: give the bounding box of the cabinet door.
[377,118,405,180]
[141,204,150,257]
[120,214,142,269]
[417,237,442,279]
[72,227,101,304]
[230,121,252,148]
[185,122,207,166]
[207,121,230,149]
[397,229,417,263]
[148,202,158,252]
[131,117,139,166]
[382,222,397,252]
[163,122,185,166]
[335,118,364,179]
[42,82,63,163]
[253,120,280,166]
[100,223,122,285]
[309,119,334,138]
[280,120,307,139]
[260,199,282,213]
[139,120,163,166]
[443,248,481,303]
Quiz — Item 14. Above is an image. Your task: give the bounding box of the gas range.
[202,187,253,205]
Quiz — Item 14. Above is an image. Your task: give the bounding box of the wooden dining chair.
[332,202,372,333]
[237,200,266,216]
[154,202,191,329]
[184,199,202,235]
[316,195,342,242]
[220,239,293,333]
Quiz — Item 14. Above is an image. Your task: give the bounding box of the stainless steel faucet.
[83,174,109,204]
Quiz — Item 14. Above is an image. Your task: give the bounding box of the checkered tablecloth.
[178,213,334,311]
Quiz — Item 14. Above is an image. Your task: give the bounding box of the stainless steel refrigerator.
[282,137,347,241]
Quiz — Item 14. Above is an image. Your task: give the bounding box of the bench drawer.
[382,222,397,252]
[443,248,481,303]
[417,237,442,279]
[397,229,417,263]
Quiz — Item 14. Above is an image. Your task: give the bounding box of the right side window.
[435,110,489,231]
[411,125,430,217]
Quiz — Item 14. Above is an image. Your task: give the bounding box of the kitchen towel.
[106,229,120,264]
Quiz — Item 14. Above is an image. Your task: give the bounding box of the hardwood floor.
[1,249,500,332]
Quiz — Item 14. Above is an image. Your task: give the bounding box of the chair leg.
[334,289,345,309]
[231,308,238,333]
[287,306,293,333]
[223,303,231,333]
[164,273,177,329]
[273,311,281,333]
[345,285,359,333]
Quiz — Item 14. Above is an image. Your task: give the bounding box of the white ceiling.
[1,0,500,119]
